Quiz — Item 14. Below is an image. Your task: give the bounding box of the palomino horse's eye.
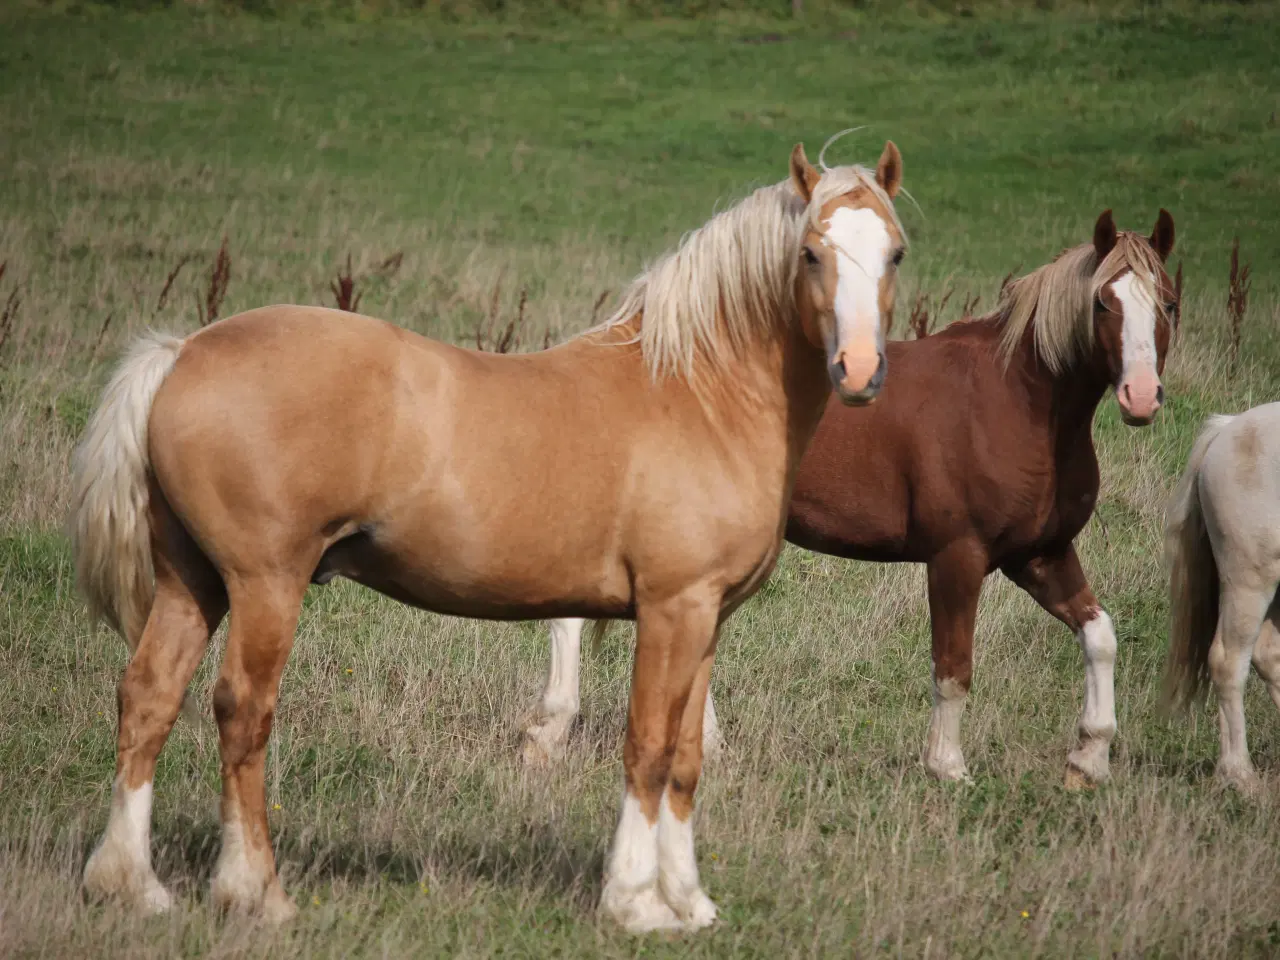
[1094,295,1106,313]
[802,246,820,267]
[891,249,905,267]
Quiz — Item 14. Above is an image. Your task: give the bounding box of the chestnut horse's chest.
[991,436,1100,562]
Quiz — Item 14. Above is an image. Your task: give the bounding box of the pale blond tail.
[1163,415,1233,711]
[70,332,184,651]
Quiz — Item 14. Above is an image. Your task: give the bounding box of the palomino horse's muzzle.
[831,350,887,406]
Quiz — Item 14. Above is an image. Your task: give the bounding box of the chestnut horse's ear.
[1150,208,1176,262]
[790,143,821,204]
[1093,209,1118,260]
[875,140,902,200]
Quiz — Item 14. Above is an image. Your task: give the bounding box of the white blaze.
[1111,271,1159,382]
[823,206,891,358]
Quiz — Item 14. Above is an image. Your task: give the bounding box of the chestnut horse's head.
[1090,208,1177,425]
[789,140,905,405]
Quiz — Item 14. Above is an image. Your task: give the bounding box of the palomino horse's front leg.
[84,536,226,913]
[1002,546,1118,788]
[601,596,719,934]
[522,618,725,766]
[922,542,986,782]
[209,576,306,923]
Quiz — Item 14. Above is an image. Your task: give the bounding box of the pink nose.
[1117,374,1164,424]
[831,343,885,404]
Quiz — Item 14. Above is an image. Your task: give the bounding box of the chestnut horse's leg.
[84,500,226,913]
[209,576,306,922]
[1001,546,1117,788]
[522,618,585,766]
[522,619,724,767]
[600,593,719,934]
[923,542,987,782]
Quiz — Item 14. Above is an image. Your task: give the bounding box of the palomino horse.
[1166,403,1280,793]
[533,209,1177,788]
[70,142,905,932]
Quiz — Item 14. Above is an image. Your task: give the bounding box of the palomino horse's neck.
[586,309,831,455]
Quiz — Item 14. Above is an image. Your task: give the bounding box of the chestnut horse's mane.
[597,166,904,381]
[991,232,1169,374]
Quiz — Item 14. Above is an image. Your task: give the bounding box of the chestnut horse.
[70,142,905,933]
[533,209,1177,788]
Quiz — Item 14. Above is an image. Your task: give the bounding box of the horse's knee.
[212,676,274,764]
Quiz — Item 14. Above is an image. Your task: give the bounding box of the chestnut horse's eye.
[802,246,820,267]
[1165,300,1180,320]
[1094,295,1106,313]
[891,248,905,266]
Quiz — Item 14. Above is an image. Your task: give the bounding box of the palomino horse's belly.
[311,526,637,621]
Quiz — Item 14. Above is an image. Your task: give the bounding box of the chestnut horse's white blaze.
[70,141,905,932]
[1112,271,1163,422]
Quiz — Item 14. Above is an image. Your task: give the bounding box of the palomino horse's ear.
[875,141,902,200]
[1150,208,1176,262]
[1093,209,1118,260]
[789,143,821,204]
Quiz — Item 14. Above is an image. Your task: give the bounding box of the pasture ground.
[2,3,1280,956]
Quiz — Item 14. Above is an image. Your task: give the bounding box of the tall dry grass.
[5,102,1280,959]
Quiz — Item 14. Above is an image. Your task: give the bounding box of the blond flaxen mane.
[600,166,904,380]
[994,232,1169,373]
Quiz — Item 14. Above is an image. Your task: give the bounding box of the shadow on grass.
[130,810,604,910]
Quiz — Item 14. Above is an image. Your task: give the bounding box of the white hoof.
[520,713,575,766]
[83,843,172,914]
[1217,762,1262,796]
[923,752,971,784]
[601,883,686,934]
[1065,752,1110,790]
[262,882,298,924]
[676,888,718,930]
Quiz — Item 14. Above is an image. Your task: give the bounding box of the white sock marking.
[605,790,659,893]
[924,672,969,780]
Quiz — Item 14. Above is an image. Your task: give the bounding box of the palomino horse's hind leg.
[922,542,986,782]
[1002,546,1116,789]
[209,576,305,923]
[1208,578,1272,793]
[84,517,227,912]
[601,594,719,934]
[522,618,725,767]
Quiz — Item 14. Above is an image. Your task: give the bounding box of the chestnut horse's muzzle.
[1116,374,1164,426]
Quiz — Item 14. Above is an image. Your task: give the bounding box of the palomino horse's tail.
[1163,414,1234,711]
[70,332,184,652]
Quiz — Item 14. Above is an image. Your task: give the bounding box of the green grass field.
[3,3,1280,956]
